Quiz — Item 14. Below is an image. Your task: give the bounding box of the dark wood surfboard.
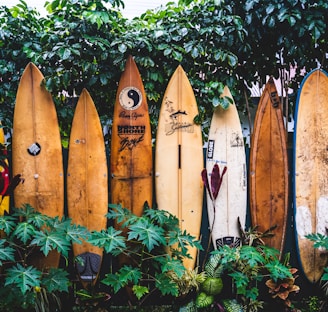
[110,55,153,220]
[249,77,289,257]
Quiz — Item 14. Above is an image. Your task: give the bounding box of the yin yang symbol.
[119,87,142,110]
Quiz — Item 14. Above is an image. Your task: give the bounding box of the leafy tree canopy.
[0,0,327,145]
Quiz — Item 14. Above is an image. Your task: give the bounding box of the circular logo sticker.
[119,87,142,110]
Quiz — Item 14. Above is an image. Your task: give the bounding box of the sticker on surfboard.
[119,87,142,110]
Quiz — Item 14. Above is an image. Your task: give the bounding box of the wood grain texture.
[206,86,247,249]
[67,89,108,285]
[249,77,288,257]
[155,65,203,269]
[294,69,328,283]
[111,55,153,218]
[12,62,64,269]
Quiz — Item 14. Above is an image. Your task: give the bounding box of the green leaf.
[5,263,41,294]
[116,265,142,285]
[0,240,15,264]
[107,204,133,225]
[31,230,71,257]
[132,285,149,300]
[265,260,292,282]
[168,229,203,256]
[0,216,16,235]
[322,268,328,281]
[102,266,142,293]
[61,222,90,245]
[143,208,177,228]
[155,272,179,296]
[229,271,248,295]
[240,246,265,267]
[88,227,126,255]
[154,255,186,278]
[128,218,166,251]
[306,233,328,250]
[13,222,35,244]
[196,292,214,308]
[42,268,69,292]
[60,47,71,60]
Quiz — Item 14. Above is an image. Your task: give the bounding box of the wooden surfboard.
[67,88,108,286]
[293,68,328,283]
[12,62,64,269]
[155,65,203,269]
[249,77,288,257]
[205,86,247,249]
[111,55,152,221]
[0,122,10,216]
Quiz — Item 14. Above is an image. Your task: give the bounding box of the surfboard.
[205,86,247,249]
[293,68,328,283]
[0,122,10,216]
[12,62,64,269]
[110,55,152,220]
[155,65,203,269]
[249,77,288,257]
[67,88,108,286]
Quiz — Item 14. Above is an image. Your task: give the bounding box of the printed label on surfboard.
[117,125,145,152]
[216,236,241,248]
[207,140,215,160]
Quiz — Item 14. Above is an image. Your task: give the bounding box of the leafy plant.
[306,232,328,311]
[195,232,297,311]
[265,268,299,308]
[89,203,203,305]
[0,204,90,312]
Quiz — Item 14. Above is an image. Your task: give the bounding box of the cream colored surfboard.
[155,65,204,269]
[12,62,64,269]
[205,86,247,249]
[67,88,108,286]
[294,69,328,283]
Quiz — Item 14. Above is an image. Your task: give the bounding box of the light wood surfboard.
[205,86,247,249]
[249,77,288,257]
[293,68,328,283]
[155,65,203,269]
[0,122,10,216]
[12,62,64,269]
[67,88,108,286]
[111,55,152,221]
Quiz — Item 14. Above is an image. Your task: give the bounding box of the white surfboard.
[205,86,247,249]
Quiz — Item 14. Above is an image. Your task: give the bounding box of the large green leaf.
[0,240,15,264]
[154,255,186,278]
[0,215,16,235]
[88,227,126,255]
[30,230,71,257]
[240,246,265,267]
[155,272,179,296]
[5,263,41,294]
[127,218,166,251]
[102,267,142,293]
[13,222,36,244]
[265,260,293,282]
[42,268,69,292]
